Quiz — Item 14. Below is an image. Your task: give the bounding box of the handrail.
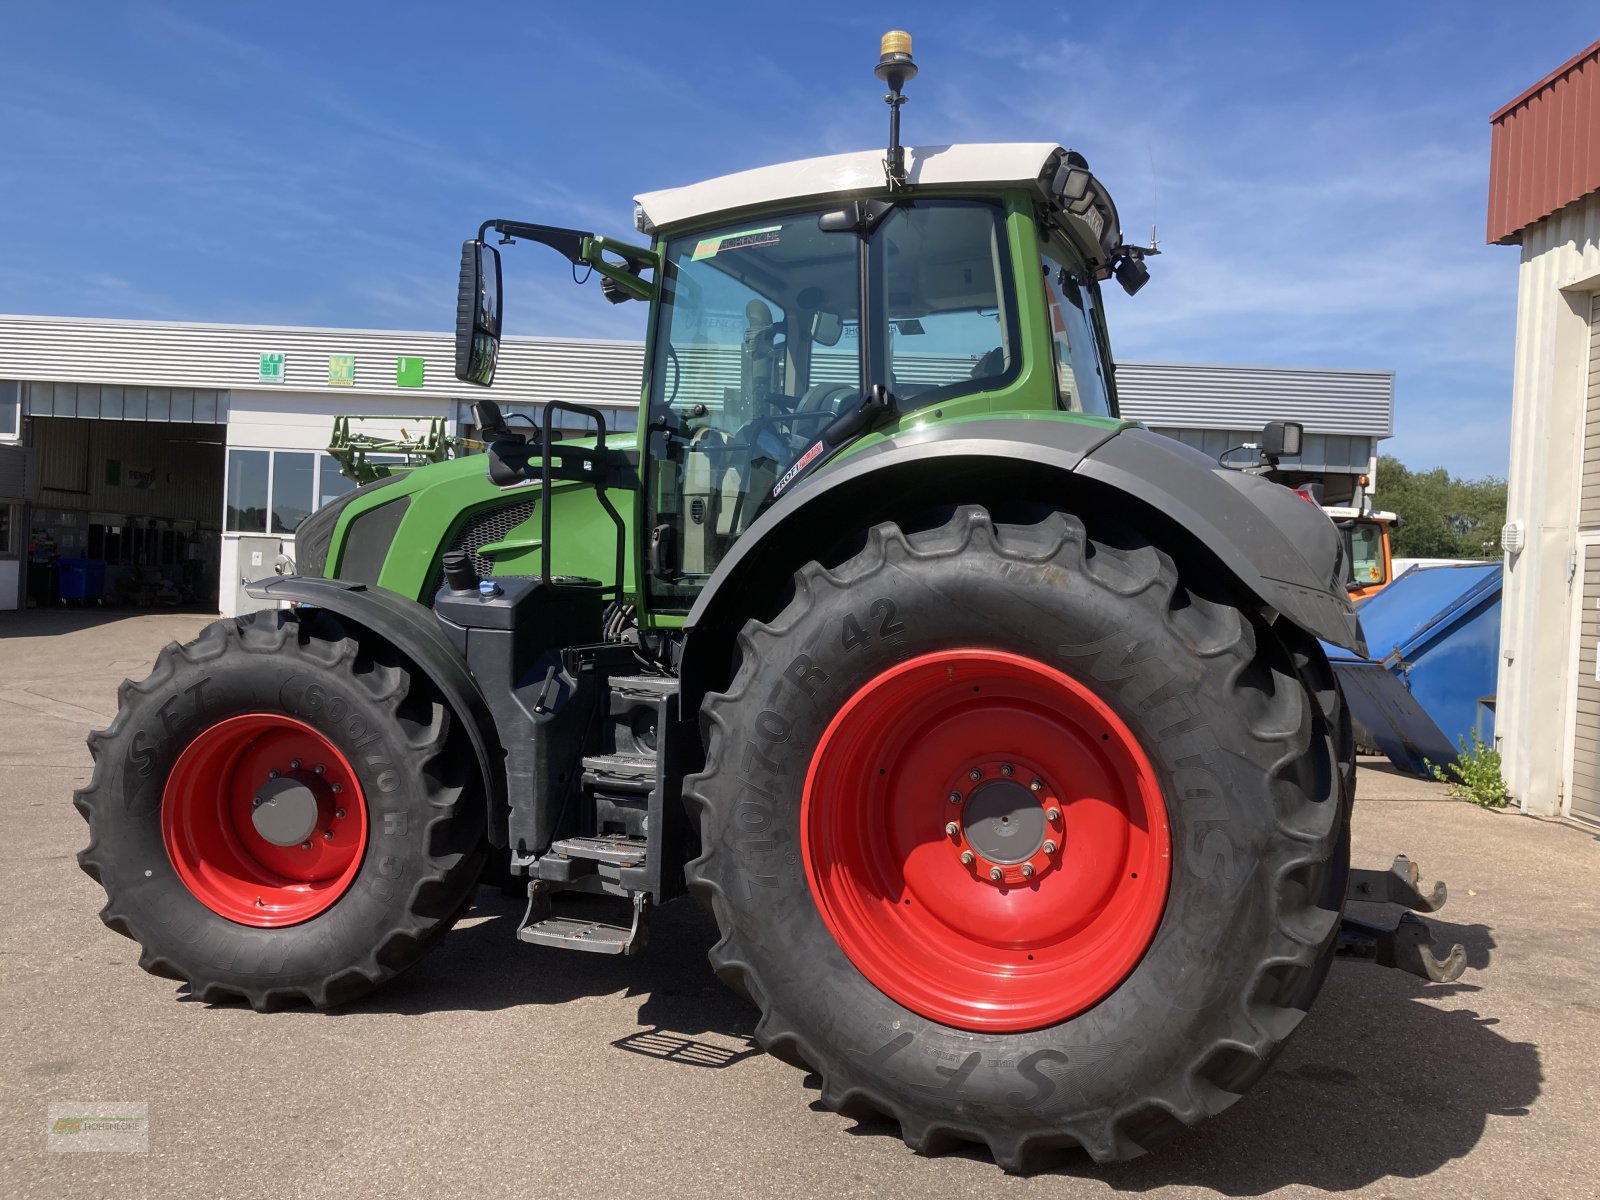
[539,401,627,604]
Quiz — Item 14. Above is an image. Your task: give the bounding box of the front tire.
[76,609,486,1010]
[685,506,1348,1168]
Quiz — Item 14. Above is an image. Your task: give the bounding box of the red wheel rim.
[161,714,368,927]
[802,649,1171,1032]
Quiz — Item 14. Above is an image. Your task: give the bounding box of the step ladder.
[513,674,678,955]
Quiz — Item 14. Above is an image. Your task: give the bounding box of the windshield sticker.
[692,225,781,261]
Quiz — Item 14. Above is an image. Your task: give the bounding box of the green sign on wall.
[259,352,285,384]
[328,355,355,387]
[396,356,425,388]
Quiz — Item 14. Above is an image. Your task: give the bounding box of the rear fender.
[679,420,1363,710]
[246,576,508,846]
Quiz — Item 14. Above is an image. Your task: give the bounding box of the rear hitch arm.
[1345,853,1448,912]
[1336,912,1467,983]
[1336,855,1467,984]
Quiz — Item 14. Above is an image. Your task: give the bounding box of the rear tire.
[685,506,1348,1169]
[75,609,486,1010]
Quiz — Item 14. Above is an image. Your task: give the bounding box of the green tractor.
[76,34,1463,1169]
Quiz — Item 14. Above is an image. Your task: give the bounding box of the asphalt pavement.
[2,609,1597,1199]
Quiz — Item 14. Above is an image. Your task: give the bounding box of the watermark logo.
[47,1102,148,1153]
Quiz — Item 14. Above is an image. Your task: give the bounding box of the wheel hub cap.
[961,773,1046,865]
[250,777,322,847]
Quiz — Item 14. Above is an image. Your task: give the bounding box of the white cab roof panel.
[635,143,1062,232]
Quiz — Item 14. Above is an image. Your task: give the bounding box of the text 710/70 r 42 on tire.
[684,505,1349,1169]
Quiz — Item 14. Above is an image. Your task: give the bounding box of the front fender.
[246,575,508,845]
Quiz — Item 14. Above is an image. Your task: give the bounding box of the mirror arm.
[477,221,659,302]
[580,235,658,302]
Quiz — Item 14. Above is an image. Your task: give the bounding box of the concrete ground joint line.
[0,689,114,726]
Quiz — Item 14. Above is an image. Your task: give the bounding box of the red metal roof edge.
[1490,39,1600,123]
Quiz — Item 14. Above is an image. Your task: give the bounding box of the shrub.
[1426,730,1511,808]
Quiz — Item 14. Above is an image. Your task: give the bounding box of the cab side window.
[1040,252,1112,417]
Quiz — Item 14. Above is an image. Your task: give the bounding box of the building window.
[227,448,362,536]
[270,452,315,534]
[319,454,358,507]
[0,381,17,438]
[0,504,13,554]
[226,449,270,533]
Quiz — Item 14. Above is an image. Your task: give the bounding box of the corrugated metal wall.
[1114,362,1393,436]
[33,417,224,524]
[1569,542,1600,826]
[1154,427,1376,473]
[1582,292,1600,528]
[0,314,643,409]
[1575,299,1600,826]
[0,316,1393,438]
[1488,40,1600,245]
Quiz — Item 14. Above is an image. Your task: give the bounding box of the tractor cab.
[1325,506,1400,598]
[458,139,1150,616]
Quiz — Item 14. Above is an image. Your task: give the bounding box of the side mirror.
[1260,420,1303,460]
[455,239,502,386]
[471,399,512,440]
[812,311,845,347]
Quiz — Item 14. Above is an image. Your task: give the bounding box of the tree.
[1377,455,1507,559]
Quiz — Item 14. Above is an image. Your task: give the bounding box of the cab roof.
[635,143,1064,233]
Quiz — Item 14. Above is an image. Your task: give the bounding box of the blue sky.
[1,2,1594,479]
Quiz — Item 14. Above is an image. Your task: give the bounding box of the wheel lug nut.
[290,759,301,770]
[1047,808,1061,823]
[322,830,334,841]
[267,769,279,780]
[960,851,975,866]
[1030,778,1043,792]
[300,841,313,851]
[315,764,325,775]
[1020,863,1035,878]
[1001,763,1013,776]
[948,791,962,804]
[334,808,346,819]
[331,784,343,795]
[944,821,960,838]
[969,768,982,782]
[988,867,1004,882]
[1043,840,1057,855]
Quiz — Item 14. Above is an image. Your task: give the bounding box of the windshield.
[644,200,1015,612]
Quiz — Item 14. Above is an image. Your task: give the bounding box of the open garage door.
[26,414,224,612]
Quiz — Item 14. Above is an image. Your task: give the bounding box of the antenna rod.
[875,31,917,189]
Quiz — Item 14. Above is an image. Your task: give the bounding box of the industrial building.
[0,313,1393,619]
[1489,39,1600,826]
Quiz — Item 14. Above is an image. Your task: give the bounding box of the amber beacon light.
[876,31,918,187]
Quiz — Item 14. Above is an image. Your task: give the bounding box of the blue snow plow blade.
[1322,562,1503,777]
